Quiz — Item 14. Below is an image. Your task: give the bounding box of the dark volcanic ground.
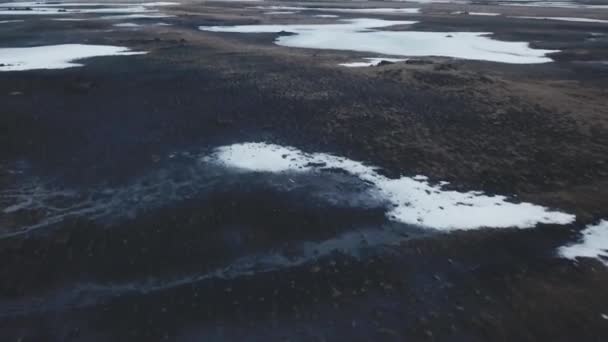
[1,1,608,341]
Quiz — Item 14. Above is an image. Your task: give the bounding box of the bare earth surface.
[1,0,608,341]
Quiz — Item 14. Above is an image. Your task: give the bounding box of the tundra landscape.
[1,0,608,340]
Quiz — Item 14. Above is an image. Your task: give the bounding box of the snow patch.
[207,142,575,231]
[200,18,558,64]
[340,57,407,67]
[0,44,145,71]
[559,220,608,266]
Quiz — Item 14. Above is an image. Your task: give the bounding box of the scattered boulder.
[376,60,395,67]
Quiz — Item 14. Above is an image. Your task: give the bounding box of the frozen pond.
[0,44,145,71]
[200,18,559,64]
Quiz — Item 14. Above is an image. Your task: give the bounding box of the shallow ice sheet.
[0,44,145,71]
[314,14,339,18]
[513,16,608,24]
[0,19,22,23]
[340,57,407,67]
[253,6,421,14]
[207,143,575,231]
[559,220,608,266]
[200,18,558,63]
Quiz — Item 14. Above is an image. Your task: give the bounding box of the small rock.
[377,60,395,67]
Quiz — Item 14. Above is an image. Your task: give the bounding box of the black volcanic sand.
[1,1,608,341]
